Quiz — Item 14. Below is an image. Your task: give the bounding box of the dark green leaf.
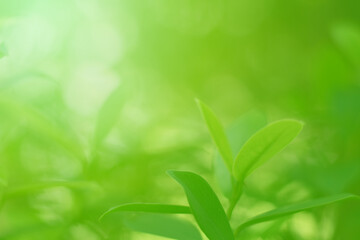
[235,193,359,234]
[168,170,234,240]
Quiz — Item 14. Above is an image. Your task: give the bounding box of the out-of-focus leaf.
[4,181,98,199]
[123,213,202,240]
[93,85,125,149]
[168,170,234,240]
[0,42,7,59]
[330,87,360,134]
[235,193,359,234]
[332,24,360,66]
[0,178,6,209]
[196,99,233,173]
[215,110,267,198]
[233,119,303,181]
[0,223,64,240]
[0,165,7,207]
[299,162,360,195]
[0,94,85,163]
[99,203,191,221]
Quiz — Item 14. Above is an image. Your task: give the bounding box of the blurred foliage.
[0,0,360,239]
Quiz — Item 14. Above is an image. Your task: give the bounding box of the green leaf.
[4,181,98,200]
[196,99,233,173]
[123,213,202,240]
[99,203,191,221]
[233,119,303,181]
[0,223,64,240]
[168,170,234,240]
[0,94,85,163]
[235,193,359,235]
[214,110,267,199]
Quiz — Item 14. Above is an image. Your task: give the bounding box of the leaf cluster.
[99,100,359,239]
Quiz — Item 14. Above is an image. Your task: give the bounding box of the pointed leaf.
[168,170,234,240]
[99,203,191,221]
[196,99,233,173]
[214,110,267,198]
[233,119,303,181]
[235,193,359,234]
[123,213,202,240]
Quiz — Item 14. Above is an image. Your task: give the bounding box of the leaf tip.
[290,119,304,132]
[276,119,304,133]
[167,170,195,183]
[166,170,182,182]
[166,169,175,176]
[166,170,183,180]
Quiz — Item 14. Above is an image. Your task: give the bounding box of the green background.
[0,0,359,239]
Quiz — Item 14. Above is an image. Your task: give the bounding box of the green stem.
[234,224,244,238]
[227,180,243,220]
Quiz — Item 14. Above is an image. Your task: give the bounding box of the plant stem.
[227,180,243,220]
